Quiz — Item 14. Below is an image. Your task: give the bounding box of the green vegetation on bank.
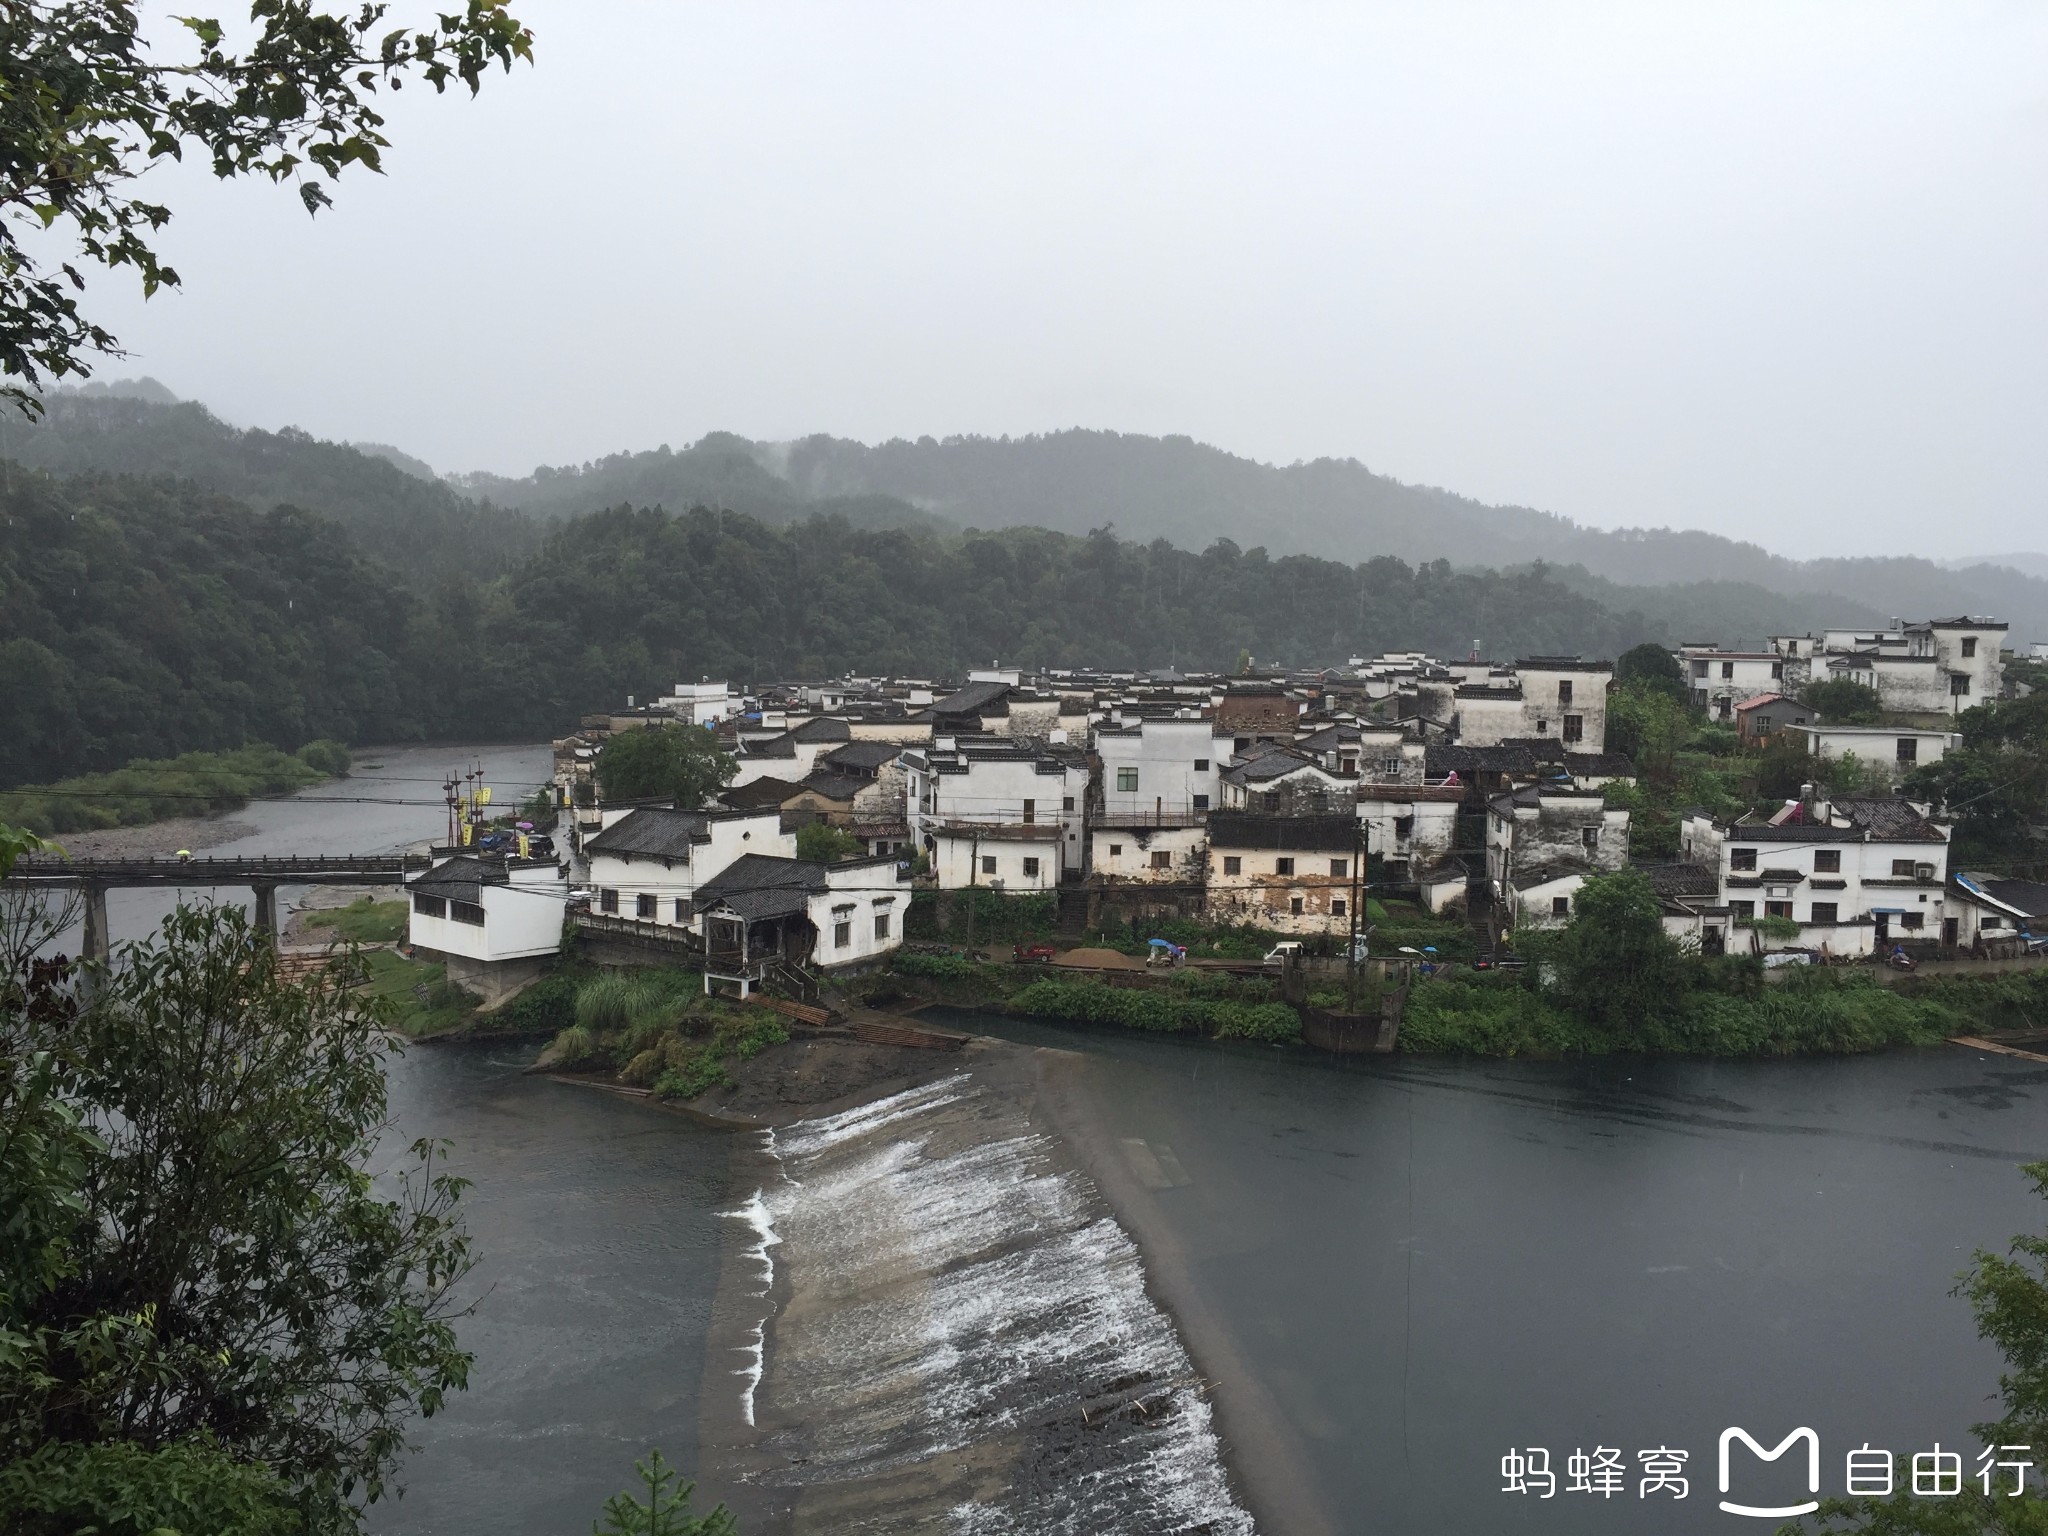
[0,741,350,834]
[1009,978,1302,1042]
[1403,869,2048,1057]
[542,971,785,1100]
[302,896,407,945]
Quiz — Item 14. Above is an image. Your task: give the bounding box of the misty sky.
[72,2,2048,560]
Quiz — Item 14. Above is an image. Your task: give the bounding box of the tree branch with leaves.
[1,0,532,414]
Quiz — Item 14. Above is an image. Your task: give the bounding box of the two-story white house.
[1086,715,1232,887]
[407,855,567,1004]
[694,853,908,996]
[1680,646,1791,722]
[1485,784,1632,929]
[582,807,795,929]
[1782,724,1961,784]
[904,741,1090,889]
[1679,793,1953,954]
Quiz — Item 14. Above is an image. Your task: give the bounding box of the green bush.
[892,952,979,980]
[1397,966,1967,1058]
[905,888,1056,942]
[294,738,354,776]
[482,972,582,1036]
[1009,979,1301,1043]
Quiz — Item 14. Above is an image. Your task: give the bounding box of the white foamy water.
[742,1075,1255,1533]
[721,1165,782,1427]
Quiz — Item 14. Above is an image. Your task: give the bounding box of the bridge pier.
[81,882,111,966]
[250,882,279,947]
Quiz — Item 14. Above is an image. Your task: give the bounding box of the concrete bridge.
[6,854,431,960]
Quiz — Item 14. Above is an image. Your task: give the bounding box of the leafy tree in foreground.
[3,1,532,412]
[0,888,473,1534]
[1788,1162,2048,1534]
[596,723,739,809]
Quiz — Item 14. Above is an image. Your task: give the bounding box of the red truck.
[1013,940,1059,962]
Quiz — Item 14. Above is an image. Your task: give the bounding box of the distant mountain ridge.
[6,389,2041,645]
[770,430,2048,643]
[450,424,2047,643]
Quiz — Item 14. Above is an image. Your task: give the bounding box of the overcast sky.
[76,2,2048,559]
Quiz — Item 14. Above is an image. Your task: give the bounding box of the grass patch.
[536,969,784,1098]
[302,897,408,944]
[356,947,478,1038]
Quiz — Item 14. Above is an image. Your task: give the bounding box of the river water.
[83,740,558,946]
[62,755,2048,1533]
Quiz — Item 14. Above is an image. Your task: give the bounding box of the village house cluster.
[398,616,2042,998]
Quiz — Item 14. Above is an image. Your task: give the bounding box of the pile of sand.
[1050,946,1145,971]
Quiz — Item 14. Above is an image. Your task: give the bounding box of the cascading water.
[725,1075,1254,1533]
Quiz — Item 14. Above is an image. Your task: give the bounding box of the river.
[60,754,2048,1533]
[81,740,558,946]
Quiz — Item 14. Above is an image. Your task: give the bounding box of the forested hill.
[450,431,950,535]
[16,391,2042,642]
[0,470,1659,786]
[773,431,2048,641]
[0,393,544,585]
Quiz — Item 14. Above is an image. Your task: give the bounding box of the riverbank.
[38,810,257,859]
[868,955,2048,1060]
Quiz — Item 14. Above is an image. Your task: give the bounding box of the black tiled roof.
[1979,877,2048,918]
[798,772,869,802]
[718,777,803,810]
[788,716,853,742]
[692,854,828,912]
[821,741,902,772]
[1426,744,1539,775]
[1830,795,1946,842]
[933,680,1014,716]
[409,855,502,900]
[583,808,714,858]
[1634,862,1718,898]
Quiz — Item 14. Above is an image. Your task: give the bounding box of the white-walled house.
[1204,812,1363,936]
[1093,716,1232,821]
[1678,794,1953,955]
[1485,785,1631,920]
[1782,724,1960,783]
[654,680,734,727]
[583,807,794,928]
[694,853,908,995]
[1680,647,1789,722]
[1355,782,1464,877]
[904,741,1090,887]
[1088,823,1209,886]
[408,856,566,1004]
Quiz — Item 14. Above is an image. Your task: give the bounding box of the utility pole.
[965,828,980,954]
[1347,818,1370,1014]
